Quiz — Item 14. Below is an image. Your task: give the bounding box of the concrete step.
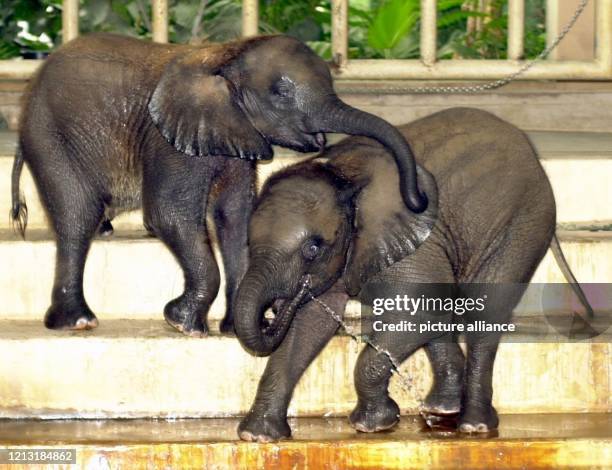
[0,414,610,469]
[0,130,611,230]
[1,229,610,320]
[0,320,609,419]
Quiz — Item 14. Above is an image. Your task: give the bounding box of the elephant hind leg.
[35,165,105,330]
[458,221,550,433]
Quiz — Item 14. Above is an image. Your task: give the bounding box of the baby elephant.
[234,107,589,441]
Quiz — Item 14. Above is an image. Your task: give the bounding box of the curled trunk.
[234,269,309,356]
[319,97,428,213]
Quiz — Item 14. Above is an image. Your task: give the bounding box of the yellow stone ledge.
[1,230,611,320]
[0,415,610,469]
[0,321,609,419]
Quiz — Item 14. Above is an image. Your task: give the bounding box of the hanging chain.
[339,0,590,94]
[306,285,416,394]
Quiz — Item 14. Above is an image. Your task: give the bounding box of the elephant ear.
[339,154,438,296]
[148,50,272,160]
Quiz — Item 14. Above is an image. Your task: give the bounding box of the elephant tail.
[550,233,594,318]
[10,143,28,239]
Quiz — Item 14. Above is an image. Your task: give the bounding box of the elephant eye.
[271,78,295,98]
[302,237,322,261]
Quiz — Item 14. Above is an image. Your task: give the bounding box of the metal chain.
[307,287,416,394]
[340,0,590,94]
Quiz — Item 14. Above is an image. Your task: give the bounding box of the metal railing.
[0,0,610,81]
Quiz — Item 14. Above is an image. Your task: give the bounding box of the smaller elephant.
[234,107,592,442]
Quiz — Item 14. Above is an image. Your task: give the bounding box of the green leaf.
[389,30,419,58]
[437,10,474,28]
[367,0,419,52]
[0,39,20,59]
[437,0,464,12]
[174,2,198,29]
[306,40,332,60]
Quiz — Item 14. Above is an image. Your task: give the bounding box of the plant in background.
[0,0,62,59]
[0,0,547,60]
[79,0,245,43]
[449,0,545,58]
[365,0,475,59]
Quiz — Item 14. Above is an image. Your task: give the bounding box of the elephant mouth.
[268,132,326,153]
[264,275,312,334]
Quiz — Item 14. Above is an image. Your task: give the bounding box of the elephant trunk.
[234,267,310,356]
[319,97,427,213]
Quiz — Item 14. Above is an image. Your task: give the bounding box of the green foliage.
[0,0,62,58]
[450,0,545,59]
[367,0,419,53]
[0,0,547,60]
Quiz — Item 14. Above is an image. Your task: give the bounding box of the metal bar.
[420,0,437,65]
[0,60,43,80]
[2,0,611,81]
[333,59,610,80]
[152,0,169,43]
[331,0,349,67]
[1,58,609,81]
[508,0,525,60]
[1,58,608,81]
[595,0,612,72]
[546,0,560,60]
[242,0,259,37]
[62,0,79,43]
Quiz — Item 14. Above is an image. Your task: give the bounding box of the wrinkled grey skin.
[234,108,558,441]
[12,33,425,336]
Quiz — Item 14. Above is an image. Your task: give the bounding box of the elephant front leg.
[349,342,413,433]
[211,159,256,334]
[238,287,348,442]
[143,158,220,337]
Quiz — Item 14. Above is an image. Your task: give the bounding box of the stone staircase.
[0,129,611,468]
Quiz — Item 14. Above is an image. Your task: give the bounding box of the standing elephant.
[234,107,592,441]
[11,33,426,335]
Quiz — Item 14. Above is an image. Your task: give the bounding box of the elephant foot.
[164,295,208,338]
[238,412,291,442]
[458,403,499,433]
[349,397,400,433]
[44,302,99,330]
[421,390,461,417]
